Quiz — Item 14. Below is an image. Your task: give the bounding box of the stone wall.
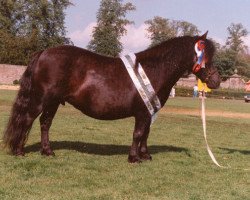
[177,73,246,90]
[177,74,196,87]
[220,74,246,89]
[0,64,26,84]
[0,64,247,90]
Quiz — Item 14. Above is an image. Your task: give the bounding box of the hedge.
[175,87,247,100]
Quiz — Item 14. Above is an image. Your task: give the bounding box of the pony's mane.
[137,36,194,59]
[137,36,215,62]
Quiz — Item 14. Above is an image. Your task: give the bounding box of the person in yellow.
[198,79,211,97]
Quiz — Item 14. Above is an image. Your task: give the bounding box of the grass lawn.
[0,90,249,200]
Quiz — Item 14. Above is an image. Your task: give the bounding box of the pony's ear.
[200,31,208,40]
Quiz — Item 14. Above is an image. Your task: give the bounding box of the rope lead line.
[201,92,250,171]
[201,92,226,168]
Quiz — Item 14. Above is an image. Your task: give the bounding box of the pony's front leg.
[139,125,152,161]
[128,116,151,163]
[39,103,59,156]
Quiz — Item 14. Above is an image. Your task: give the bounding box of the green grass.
[0,90,249,200]
[166,97,250,114]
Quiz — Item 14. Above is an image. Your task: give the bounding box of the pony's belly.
[82,107,133,120]
[75,103,133,120]
[66,94,134,120]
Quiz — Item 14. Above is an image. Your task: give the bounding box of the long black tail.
[3,51,43,154]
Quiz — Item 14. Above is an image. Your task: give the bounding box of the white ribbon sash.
[121,53,161,124]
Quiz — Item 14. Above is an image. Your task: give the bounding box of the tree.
[0,0,15,33]
[0,0,72,65]
[213,49,236,80]
[87,0,135,57]
[24,0,72,49]
[226,23,248,54]
[145,16,200,47]
[0,0,26,35]
[145,16,177,47]
[175,20,200,36]
[0,0,27,64]
[233,53,250,81]
[215,23,249,80]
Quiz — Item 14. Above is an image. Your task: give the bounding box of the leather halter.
[204,68,218,82]
[192,40,217,82]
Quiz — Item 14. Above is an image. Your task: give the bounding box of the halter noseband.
[192,40,205,73]
[192,40,218,84]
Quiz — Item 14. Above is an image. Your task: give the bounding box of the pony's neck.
[136,37,194,106]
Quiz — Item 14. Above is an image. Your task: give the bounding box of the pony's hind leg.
[128,116,151,163]
[39,102,60,156]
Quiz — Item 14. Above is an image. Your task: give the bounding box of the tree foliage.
[213,49,237,80]
[214,23,249,80]
[235,53,250,81]
[0,0,72,65]
[87,0,135,57]
[226,23,248,54]
[145,16,200,47]
[175,20,200,36]
[145,17,177,47]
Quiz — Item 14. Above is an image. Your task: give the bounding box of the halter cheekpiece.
[193,40,205,73]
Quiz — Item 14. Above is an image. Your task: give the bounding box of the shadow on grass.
[219,147,250,155]
[25,141,191,156]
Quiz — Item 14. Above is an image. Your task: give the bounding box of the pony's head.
[191,32,221,89]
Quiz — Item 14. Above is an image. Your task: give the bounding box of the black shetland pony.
[3,32,220,163]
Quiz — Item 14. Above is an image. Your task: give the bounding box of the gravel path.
[0,85,19,90]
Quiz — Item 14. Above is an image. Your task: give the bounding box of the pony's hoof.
[128,155,142,163]
[41,148,55,156]
[139,152,152,161]
[15,151,25,156]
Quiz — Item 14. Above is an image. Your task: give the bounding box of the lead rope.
[201,91,226,168]
[201,91,250,171]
